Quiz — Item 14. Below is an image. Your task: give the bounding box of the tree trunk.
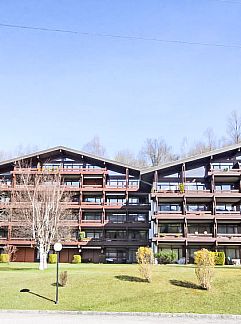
[39,244,44,270]
[43,252,48,270]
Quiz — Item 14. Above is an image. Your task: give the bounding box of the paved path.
[1,312,241,324]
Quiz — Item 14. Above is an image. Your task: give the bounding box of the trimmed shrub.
[155,250,177,264]
[179,183,185,193]
[0,254,9,263]
[213,252,225,266]
[72,255,81,264]
[136,247,154,283]
[79,231,85,241]
[194,248,215,290]
[48,254,57,264]
[59,271,68,287]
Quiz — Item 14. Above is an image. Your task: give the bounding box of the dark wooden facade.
[0,146,149,263]
[1,144,241,263]
[142,144,241,263]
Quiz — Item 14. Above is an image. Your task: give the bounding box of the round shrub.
[0,254,10,263]
[72,255,81,264]
[48,253,57,264]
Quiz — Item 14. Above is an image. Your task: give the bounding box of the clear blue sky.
[1,0,241,157]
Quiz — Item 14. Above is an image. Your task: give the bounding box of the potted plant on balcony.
[179,183,185,194]
[79,231,86,241]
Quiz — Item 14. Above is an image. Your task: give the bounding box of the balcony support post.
[214,218,217,238]
[184,217,187,238]
[153,171,158,192]
[183,196,187,215]
[185,240,188,264]
[212,195,216,215]
[211,173,215,193]
[180,163,186,184]
[125,168,129,189]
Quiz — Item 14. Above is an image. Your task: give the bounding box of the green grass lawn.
[0,262,241,314]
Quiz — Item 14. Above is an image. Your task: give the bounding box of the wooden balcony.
[12,167,108,175]
[152,234,185,242]
[208,169,241,177]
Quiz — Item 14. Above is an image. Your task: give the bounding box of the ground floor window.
[218,246,240,260]
[158,245,184,261]
[187,245,214,263]
[105,249,127,263]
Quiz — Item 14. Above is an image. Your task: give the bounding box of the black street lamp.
[54,242,62,304]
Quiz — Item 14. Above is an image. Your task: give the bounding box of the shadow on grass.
[20,289,55,303]
[51,282,65,287]
[170,279,202,290]
[115,275,148,283]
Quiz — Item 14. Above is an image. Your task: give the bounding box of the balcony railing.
[12,167,108,174]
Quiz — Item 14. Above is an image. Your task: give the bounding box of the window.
[158,246,183,260]
[84,196,102,203]
[186,204,209,212]
[215,184,235,191]
[129,180,139,187]
[85,231,102,239]
[0,227,7,238]
[128,197,139,205]
[105,249,127,262]
[211,163,233,171]
[128,231,147,240]
[159,204,181,212]
[157,182,179,191]
[216,204,238,212]
[159,223,183,234]
[225,248,240,259]
[106,197,126,205]
[105,230,126,239]
[188,224,212,234]
[107,180,126,187]
[217,224,241,235]
[129,214,147,222]
[107,214,126,223]
[64,181,80,187]
[82,213,102,221]
[185,183,205,191]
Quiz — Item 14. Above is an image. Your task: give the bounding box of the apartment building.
[0,144,241,263]
[142,144,241,263]
[0,147,149,263]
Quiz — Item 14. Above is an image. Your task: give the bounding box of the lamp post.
[54,242,62,305]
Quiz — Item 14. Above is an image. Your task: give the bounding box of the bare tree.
[141,138,177,167]
[82,136,106,157]
[114,149,148,168]
[187,128,217,156]
[11,163,69,270]
[204,127,217,151]
[180,137,189,158]
[227,110,241,144]
[0,145,39,162]
[14,144,39,157]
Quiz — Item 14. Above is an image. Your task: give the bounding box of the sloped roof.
[1,143,241,177]
[141,142,241,175]
[0,146,141,175]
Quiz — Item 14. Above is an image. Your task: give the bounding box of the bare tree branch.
[10,162,70,270]
[141,138,177,167]
[82,136,106,157]
[227,110,241,144]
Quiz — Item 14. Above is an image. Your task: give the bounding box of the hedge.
[0,254,9,263]
[48,254,57,264]
[72,255,81,263]
[212,252,225,265]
